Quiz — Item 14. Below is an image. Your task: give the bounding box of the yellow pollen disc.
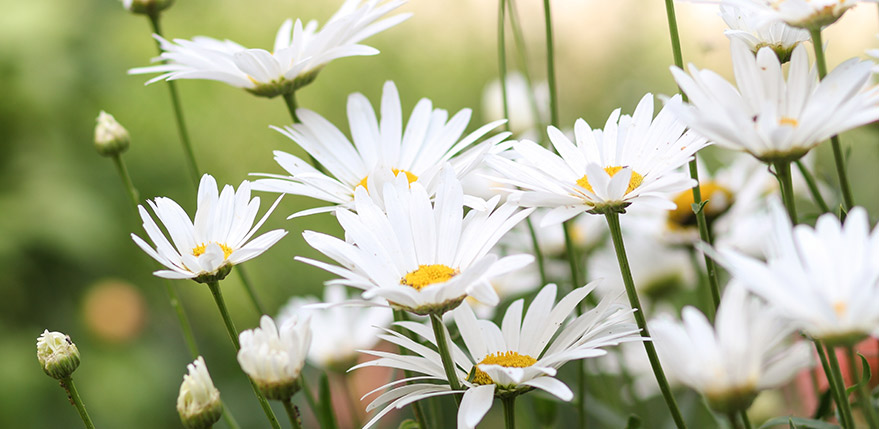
[470,351,538,385]
[779,117,799,127]
[833,301,847,318]
[668,182,734,228]
[576,166,643,195]
[401,264,458,290]
[191,242,234,260]
[357,169,419,192]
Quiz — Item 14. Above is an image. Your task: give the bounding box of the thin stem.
[562,221,583,291]
[605,212,687,429]
[846,346,879,428]
[506,0,543,132]
[392,310,430,429]
[503,396,516,429]
[164,281,200,359]
[205,281,282,429]
[826,344,855,428]
[775,162,798,224]
[498,0,510,133]
[541,0,559,126]
[234,267,265,316]
[526,218,549,287]
[336,372,362,428]
[147,14,200,187]
[282,400,303,429]
[809,29,854,211]
[429,313,462,408]
[297,375,323,428]
[281,92,327,175]
[815,341,849,428]
[111,155,139,207]
[220,402,241,429]
[727,412,742,429]
[796,160,830,214]
[740,410,753,429]
[662,0,685,72]
[61,377,95,429]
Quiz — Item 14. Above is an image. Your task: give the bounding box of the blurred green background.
[2,0,878,427]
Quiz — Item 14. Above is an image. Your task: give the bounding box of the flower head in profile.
[720,3,810,62]
[252,81,509,217]
[177,356,222,429]
[298,167,533,315]
[36,330,80,380]
[488,93,706,221]
[131,174,287,283]
[352,283,641,429]
[129,0,410,98]
[238,315,311,401]
[713,203,879,347]
[649,283,812,413]
[723,0,876,30]
[671,40,879,163]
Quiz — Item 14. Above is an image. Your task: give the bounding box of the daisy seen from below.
[297,166,534,315]
[670,39,879,164]
[723,0,878,29]
[237,315,311,401]
[649,282,812,414]
[252,81,510,217]
[487,92,707,221]
[128,0,410,98]
[720,2,810,62]
[352,282,642,429]
[131,174,287,283]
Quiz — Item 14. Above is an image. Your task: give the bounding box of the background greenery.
[2,0,877,427]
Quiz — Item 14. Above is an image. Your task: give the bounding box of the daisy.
[352,283,642,429]
[671,39,879,163]
[252,81,509,217]
[723,0,878,30]
[128,0,410,98]
[487,93,707,222]
[131,174,287,283]
[720,3,810,62]
[238,315,311,401]
[649,282,812,413]
[297,166,534,315]
[713,203,879,346]
[177,356,223,429]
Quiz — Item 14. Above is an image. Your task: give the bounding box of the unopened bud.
[37,330,80,380]
[94,111,130,157]
[177,357,222,429]
[121,0,174,16]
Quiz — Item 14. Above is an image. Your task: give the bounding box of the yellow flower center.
[833,301,847,318]
[357,169,418,192]
[576,166,643,195]
[470,351,538,385]
[668,182,734,229]
[191,242,234,260]
[401,264,458,290]
[779,117,799,127]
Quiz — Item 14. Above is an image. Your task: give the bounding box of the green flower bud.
[94,111,130,157]
[121,0,174,16]
[36,330,81,380]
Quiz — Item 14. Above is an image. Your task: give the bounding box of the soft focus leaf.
[759,416,838,429]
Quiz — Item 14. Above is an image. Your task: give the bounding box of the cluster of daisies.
[38,0,879,428]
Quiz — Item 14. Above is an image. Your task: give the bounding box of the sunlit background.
[2,0,878,427]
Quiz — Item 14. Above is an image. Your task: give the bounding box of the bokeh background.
[2,0,878,427]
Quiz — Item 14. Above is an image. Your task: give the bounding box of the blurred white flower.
[723,0,875,29]
[129,1,410,97]
[481,71,549,135]
[131,174,287,282]
[176,356,222,429]
[720,3,810,62]
[36,330,80,380]
[238,315,312,400]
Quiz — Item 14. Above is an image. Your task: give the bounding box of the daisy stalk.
[282,399,303,429]
[61,377,95,429]
[795,160,830,213]
[774,161,798,223]
[822,341,855,428]
[845,346,879,428]
[391,310,430,429]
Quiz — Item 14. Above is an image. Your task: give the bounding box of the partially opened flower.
[671,39,879,163]
[238,315,311,401]
[298,167,534,315]
[352,283,642,429]
[720,3,810,62]
[131,174,287,282]
[177,356,222,429]
[129,0,410,98]
[713,203,879,346]
[723,0,876,30]
[36,330,80,380]
[488,93,706,221]
[252,81,509,217]
[649,283,812,413]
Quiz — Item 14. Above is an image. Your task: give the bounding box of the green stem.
[61,377,95,429]
[392,310,430,429]
[205,281,281,429]
[336,372,361,428]
[562,221,583,291]
[541,0,559,126]
[111,155,140,207]
[662,0,685,73]
[498,0,510,133]
[147,13,200,187]
[525,218,548,287]
[740,410,753,429]
[774,162,798,224]
[234,266,265,316]
[815,341,848,428]
[846,346,879,429]
[282,400,303,429]
[220,402,241,429]
[727,412,742,429]
[809,28,854,211]
[795,160,830,214]
[506,0,543,133]
[281,92,327,175]
[164,281,200,359]
[825,344,855,428]
[503,396,516,429]
[297,374,323,428]
[689,247,715,321]
[429,313,462,407]
[604,212,687,429]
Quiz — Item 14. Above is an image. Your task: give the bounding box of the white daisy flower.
[129,0,410,98]
[868,45,879,73]
[237,315,311,400]
[487,93,707,222]
[723,0,877,29]
[671,39,879,163]
[252,81,509,217]
[649,282,812,413]
[277,285,392,370]
[352,283,642,429]
[297,167,534,315]
[131,174,287,282]
[720,3,810,62]
[713,203,879,346]
[177,356,222,429]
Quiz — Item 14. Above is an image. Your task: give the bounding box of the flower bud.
[237,315,311,401]
[121,0,174,15]
[93,111,130,157]
[177,357,222,429]
[36,330,80,380]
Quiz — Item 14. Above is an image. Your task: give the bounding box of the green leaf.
[691,200,709,215]
[759,416,839,429]
[397,419,420,429]
[624,414,642,429]
[318,372,338,429]
[845,353,871,397]
[812,389,833,420]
